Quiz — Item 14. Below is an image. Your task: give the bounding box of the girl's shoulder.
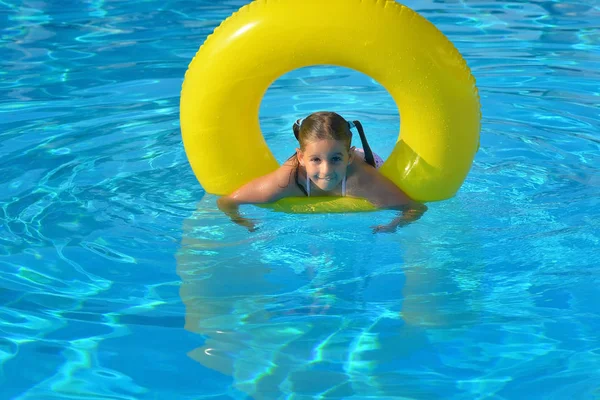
[346,161,411,207]
[346,158,378,185]
[271,161,306,196]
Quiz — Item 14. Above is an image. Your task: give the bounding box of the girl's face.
[297,139,354,192]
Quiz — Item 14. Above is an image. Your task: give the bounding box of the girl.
[217,111,427,232]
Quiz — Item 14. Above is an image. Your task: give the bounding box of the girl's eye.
[311,158,321,163]
[332,157,342,162]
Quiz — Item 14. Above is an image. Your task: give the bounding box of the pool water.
[1,0,599,399]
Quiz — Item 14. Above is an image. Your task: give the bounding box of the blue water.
[1,0,599,399]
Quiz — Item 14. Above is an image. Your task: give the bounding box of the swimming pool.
[1,0,599,398]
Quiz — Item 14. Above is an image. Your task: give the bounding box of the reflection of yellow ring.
[180,0,480,211]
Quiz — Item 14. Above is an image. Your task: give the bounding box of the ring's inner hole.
[259,65,400,164]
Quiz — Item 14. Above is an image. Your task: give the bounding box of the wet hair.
[285,111,376,194]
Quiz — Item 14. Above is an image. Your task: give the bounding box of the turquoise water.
[1,0,599,399]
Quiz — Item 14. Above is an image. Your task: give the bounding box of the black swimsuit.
[295,167,308,196]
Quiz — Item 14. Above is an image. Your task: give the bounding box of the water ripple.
[1,0,599,398]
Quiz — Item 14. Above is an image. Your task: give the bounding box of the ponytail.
[349,120,376,168]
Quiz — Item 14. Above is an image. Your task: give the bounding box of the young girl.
[217,111,427,232]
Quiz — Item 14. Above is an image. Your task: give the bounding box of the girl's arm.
[217,167,294,231]
[217,196,259,231]
[371,202,428,233]
[353,166,428,232]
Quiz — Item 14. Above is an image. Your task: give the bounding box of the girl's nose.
[321,162,334,175]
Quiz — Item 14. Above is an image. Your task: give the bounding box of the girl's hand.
[233,216,258,232]
[372,202,428,233]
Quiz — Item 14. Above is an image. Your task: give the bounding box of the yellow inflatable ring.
[180,0,480,212]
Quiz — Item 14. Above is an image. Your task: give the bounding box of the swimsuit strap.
[295,166,308,196]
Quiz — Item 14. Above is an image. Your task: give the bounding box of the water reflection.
[176,199,485,398]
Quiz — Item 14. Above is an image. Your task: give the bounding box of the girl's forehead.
[303,139,349,154]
